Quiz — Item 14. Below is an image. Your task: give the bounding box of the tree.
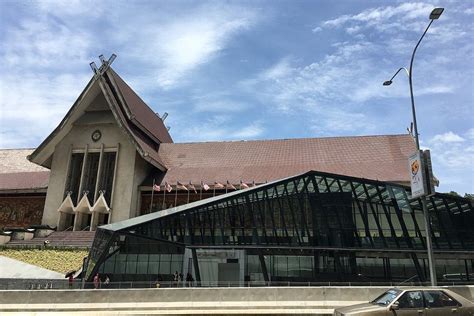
[447,191,461,197]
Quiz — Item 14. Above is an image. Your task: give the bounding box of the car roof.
[389,288,474,305]
[391,287,456,291]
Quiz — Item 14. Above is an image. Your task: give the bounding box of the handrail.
[396,274,420,286]
[0,279,472,291]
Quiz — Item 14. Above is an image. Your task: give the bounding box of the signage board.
[422,150,435,196]
[408,151,426,199]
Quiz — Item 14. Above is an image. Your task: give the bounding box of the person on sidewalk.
[93,273,100,289]
[186,273,192,287]
[104,275,110,288]
[173,271,179,287]
[68,275,74,289]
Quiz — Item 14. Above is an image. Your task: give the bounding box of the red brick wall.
[0,195,45,228]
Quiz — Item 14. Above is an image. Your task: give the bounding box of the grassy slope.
[0,249,88,274]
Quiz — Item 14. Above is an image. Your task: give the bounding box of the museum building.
[0,60,472,284]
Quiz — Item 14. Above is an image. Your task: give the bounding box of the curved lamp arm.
[383,67,410,86]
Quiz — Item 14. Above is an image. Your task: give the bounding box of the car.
[333,288,474,315]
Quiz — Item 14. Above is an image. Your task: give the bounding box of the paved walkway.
[0,300,340,315]
[0,256,63,279]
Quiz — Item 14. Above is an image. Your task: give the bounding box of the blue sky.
[0,0,473,194]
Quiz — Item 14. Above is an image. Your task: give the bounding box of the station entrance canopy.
[85,170,474,284]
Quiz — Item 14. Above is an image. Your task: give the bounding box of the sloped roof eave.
[96,73,167,172]
[107,68,173,144]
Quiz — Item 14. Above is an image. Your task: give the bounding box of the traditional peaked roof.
[6,63,419,193]
[153,134,416,186]
[108,69,173,144]
[28,66,172,171]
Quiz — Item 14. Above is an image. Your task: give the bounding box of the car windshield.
[371,289,402,306]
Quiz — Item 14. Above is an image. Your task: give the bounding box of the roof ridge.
[0,148,36,151]
[166,133,412,145]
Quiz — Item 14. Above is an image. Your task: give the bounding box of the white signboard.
[409,151,426,198]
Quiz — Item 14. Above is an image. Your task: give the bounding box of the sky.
[0,0,473,194]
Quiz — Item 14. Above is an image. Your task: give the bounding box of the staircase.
[6,231,96,248]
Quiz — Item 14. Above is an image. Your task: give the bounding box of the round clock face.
[91,130,102,142]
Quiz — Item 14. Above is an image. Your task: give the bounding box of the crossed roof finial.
[89,53,117,76]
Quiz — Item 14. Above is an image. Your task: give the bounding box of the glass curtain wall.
[86,171,474,284]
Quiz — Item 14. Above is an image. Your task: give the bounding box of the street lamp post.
[383,7,444,286]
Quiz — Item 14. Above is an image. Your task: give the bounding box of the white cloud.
[239,2,465,136]
[156,18,252,88]
[0,2,97,148]
[311,109,375,134]
[172,115,264,142]
[259,58,294,81]
[464,7,474,15]
[36,0,105,16]
[0,73,90,147]
[0,2,263,148]
[320,2,434,33]
[194,98,250,113]
[431,132,465,143]
[432,145,473,170]
[118,5,259,90]
[346,25,361,34]
[466,128,474,140]
[180,120,264,141]
[35,0,104,17]
[426,130,474,191]
[2,17,91,69]
[233,122,264,139]
[240,42,380,111]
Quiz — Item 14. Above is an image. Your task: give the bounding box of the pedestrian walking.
[186,273,193,287]
[179,272,183,287]
[173,271,179,287]
[93,273,100,289]
[68,275,74,289]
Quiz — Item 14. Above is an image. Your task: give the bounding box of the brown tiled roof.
[0,149,49,191]
[0,171,49,191]
[98,71,167,170]
[156,134,415,186]
[108,69,173,144]
[1,134,415,191]
[0,149,49,174]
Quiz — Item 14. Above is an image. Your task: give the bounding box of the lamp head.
[383,80,393,86]
[430,8,444,20]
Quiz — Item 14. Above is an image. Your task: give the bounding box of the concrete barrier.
[0,235,11,245]
[0,286,472,314]
[0,286,472,304]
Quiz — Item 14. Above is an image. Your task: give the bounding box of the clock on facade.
[91,130,102,142]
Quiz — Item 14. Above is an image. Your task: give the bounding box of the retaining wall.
[0,286,472,305]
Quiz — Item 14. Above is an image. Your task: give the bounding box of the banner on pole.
[408,150,426,199]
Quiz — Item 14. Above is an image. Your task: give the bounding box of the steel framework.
[85,171,474,284]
